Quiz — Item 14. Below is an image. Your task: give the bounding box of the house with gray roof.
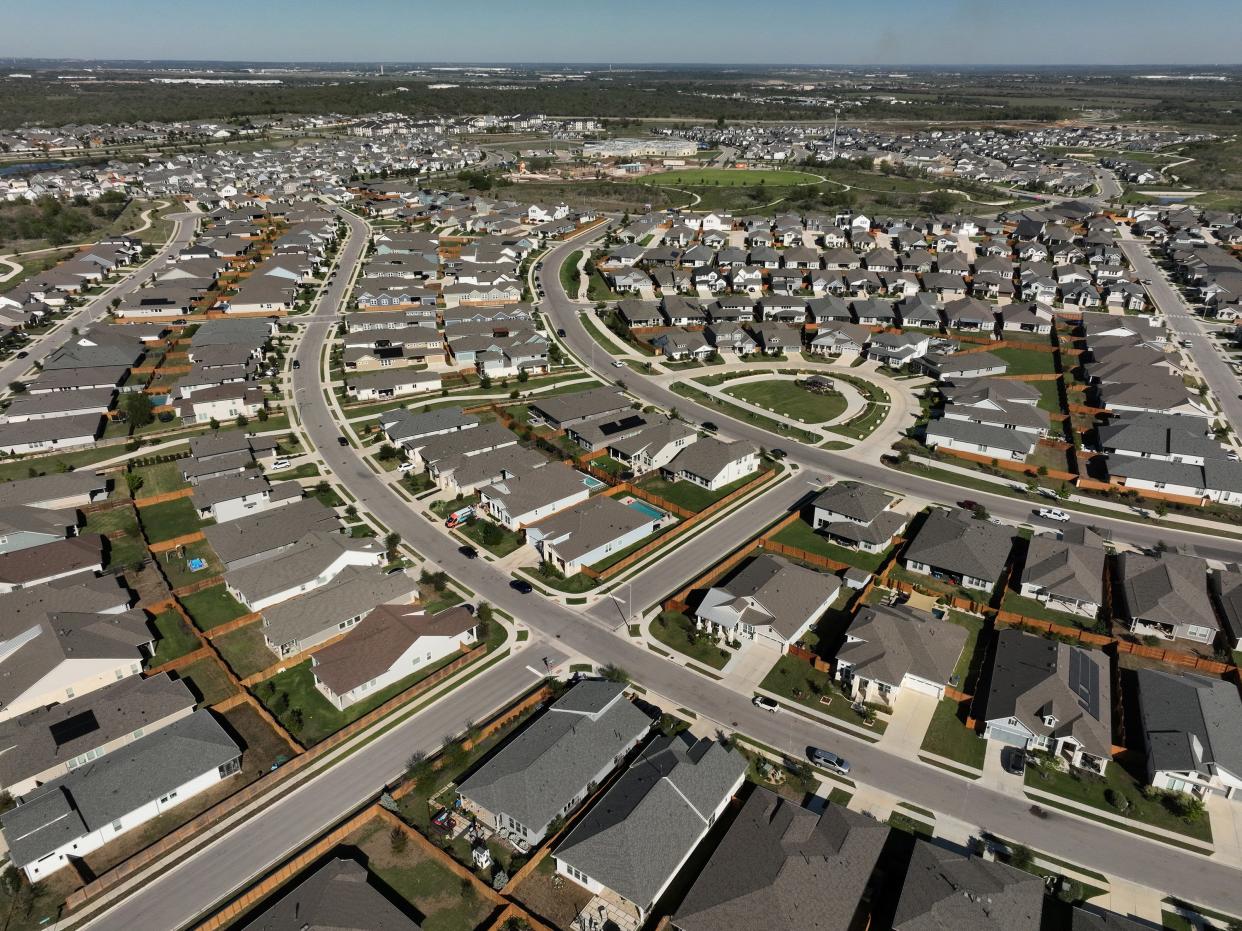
[979,629,1112,773]
[1,709,241,882]
[1117,551,1217,644]
[811,482,907,554]
[672,788,888,931]
[662,438,759,492]
[1018,525,1107,619]
[903,509,1013,594]
[1211,566,1242,650]
[0,672,195,798]
[554,733,747,926]
[224,531,385,612]
[696,554,841,650]
[525,494,663,575]
[529,387,631,431]
[203,497,340,570]
[925,416,1038,462]
[920,351,1008,382]
[606,418,697,476]
[892,842,1045,931]
[457,679,651,847]
[479,462,591,530]
[836,604,968,703]
[379,406,478,447]
[1136,668,1242,800]
[239,857,421,931]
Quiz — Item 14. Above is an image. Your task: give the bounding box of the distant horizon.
[3,0,1241,66]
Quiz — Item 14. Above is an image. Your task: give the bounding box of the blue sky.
[4,0,1241,65]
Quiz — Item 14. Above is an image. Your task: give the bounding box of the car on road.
[957,499,980,511]
[752,695,779,712]
[807,747,850,775]
[1140,278,1153,285]
[510,578,534,594]
[701,421,718,433]
[557,328,567,337]
[1036,507,1070,522]
[611,360,624,368]
[769,448,787,459]
[1002,747,1026,776]
[292,360,301,370]
[336,435,349,447]
[14,351,26,359]
[458,544,479,559]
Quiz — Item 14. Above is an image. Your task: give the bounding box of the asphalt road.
[83,207,1242,928]
[0,209,199,386]
[537,224,1242,562]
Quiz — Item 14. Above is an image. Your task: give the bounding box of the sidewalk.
[1024,784,1216,853]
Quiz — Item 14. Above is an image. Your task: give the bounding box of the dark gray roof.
[239,857,420,931]
[926,417,1037,455]
[812,481,896,524]
[555,734,747,911]
[1,710,240,867]
[893,842,1045,930]
[1137,668,1242,781]
[1020,527,1106,606]
[837,605,968,691]
[673,788,888,931]
[203,497,340,569]
[529,387,629,428]
[380,406,478,441]
[903,509,1013,586]
[457,680,650,836]
[1118,551,1216,633]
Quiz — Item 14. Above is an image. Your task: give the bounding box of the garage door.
[984,722,1031,748]
[903,675,944,699]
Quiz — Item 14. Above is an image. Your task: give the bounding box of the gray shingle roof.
[837,605,968,692]
[893,842,1045,930]
[1137,668,1242,782]
[457,680,650,838]
[239,857,421,930]
[1118,551,1216,633]
[1020,526,1106,606]
[673,788,888,931]
[555,734,746,911]
[903,509,1013,586]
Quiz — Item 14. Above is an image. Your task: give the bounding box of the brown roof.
[311,605,476,696]
[0,535,104,585]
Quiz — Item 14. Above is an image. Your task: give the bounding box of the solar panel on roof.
[1068,649,1100,720]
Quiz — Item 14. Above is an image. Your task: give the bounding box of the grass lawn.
[213,622,275,679]
[650,611,730,669]
[254,634,488,746]
[770,517,891,572]
[0,444,125,482]
[131,460,190,497]
[1033,379,1067,415]
[760,654,888,734]
[147,608,201,667]
[180,583,250,631]
[827,400,888,441]
[175,657,238,707]
[311,485,345,508]
[1002,590,1100,630]
[672,382,820,443]
[889,811,935,838]
[160,539,224,589]
[920,697,985,769]
[992,347,1058,376]
[458,518,525,558]
[588,522,675,572]
[521,565,598,593]
[266,461,320,480]
[590,454,627,476]
[1025,762,1213,843]
[561,249,583,295]
[644,167,821,186]
[638,469,758,513]
[139,496,208,544]
[429,493,479,519]
[724,380,847,424]
[347,820,493,931]
[85,504,148,569]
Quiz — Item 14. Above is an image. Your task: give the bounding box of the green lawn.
[175,657,238,707]
[147,609,201,667]
[672,383,821,443]
[458,518,525,557]
[84,504,147,569]
[561,249,583,294]
[266,462,320,480]
[770,517,891,572]
[1025,762,1212,843]
[131,461,190,497]
[180,583,250,631]
[760,654,888,734]
[992,347,1058,376]
[638,469,759,513]
[644,168,821,187]
[650,611,730,669]
[213,622,276,679]
[139,496,208,543]
[0,442,122,482]
[160,540,224,589]
[920,697,985,769]
[723,380,848,424]
[1033,379,1067,415]
[1002,590,1099,629]
[521,565,599,593]
[826,401,888,441]
[254,642,480,746]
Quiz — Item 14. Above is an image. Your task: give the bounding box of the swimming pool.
[623,497,666,521]
[582,474,605,490]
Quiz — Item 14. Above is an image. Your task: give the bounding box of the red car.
[957,499,980,511]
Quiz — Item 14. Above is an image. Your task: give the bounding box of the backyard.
[180,583,250,631]
[769,516,892,572]
[991,346,1059,376]
[138,496,209,544]
[723,380,848,424]
[174,656,238,707]
[213,622,276,680]
[638,469,759,513]
[147,608,201,668]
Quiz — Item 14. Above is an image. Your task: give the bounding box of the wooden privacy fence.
[64,642,490,913]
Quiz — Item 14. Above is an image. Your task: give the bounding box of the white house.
[479,462,591,531]
[661,439,759,492]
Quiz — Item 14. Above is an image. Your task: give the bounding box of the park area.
[642,167,823,187]
[722,379,847,424]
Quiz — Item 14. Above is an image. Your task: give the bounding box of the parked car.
[458,545,479,559]
[1035,507,1070,522]
[14,351,26,359]
[807,747,850,775]
[769,448,787,460]
[1002,747,1027,776]
[510,578,534,594]
[957,499,980,511]
[292,359,301,370]
[752,695,779,712]
[270,458,290,471]
[557,328,567,337]
[337,435,349,447]
[397,461,416,474]
[700,421,718,433]
[611,360,624,368]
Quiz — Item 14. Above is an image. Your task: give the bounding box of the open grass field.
[643,167,822,187]
[724,380,847,424]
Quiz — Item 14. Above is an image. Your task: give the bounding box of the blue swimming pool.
[582,475,605,490]
[625,498,666,521]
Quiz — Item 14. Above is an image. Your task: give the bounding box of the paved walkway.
[879,690,938,757]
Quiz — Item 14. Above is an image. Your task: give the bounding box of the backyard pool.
[582,474,606,490]
[621,496,666,521]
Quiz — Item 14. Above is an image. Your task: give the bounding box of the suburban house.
[902,509,1013,594]
[525,495,663,576]
[606,419,697,476]
[1136,668,1242,800]
[0,535,105,595]
[1,710,242,882]
[345,369,442,402]
[672,788,888,931]
[235,858,421,931]
[191,473,301,524]
[0,673,195,798]
[925,411,1038,463]
[835,605,968,704]
[457,679,651,847]
[1116,551,1217,644]
[175,383,266,425]
[203,497,341,571]
[979,629,1112,774]
[695,554,841,650]
[311,605,478,710]
[554,733,747,928]
[810,482,907,554]
[866,331,930,367]
[479,462,591,530]
[1018,526,1107,619]
[893,842,1045,930]
[529,388,631,431]
[920,351,1009,382]
[223,531,385,612]
[661,439,759,492]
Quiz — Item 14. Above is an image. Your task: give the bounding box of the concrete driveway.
[725,637,782,694]
[880,689,938,758]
